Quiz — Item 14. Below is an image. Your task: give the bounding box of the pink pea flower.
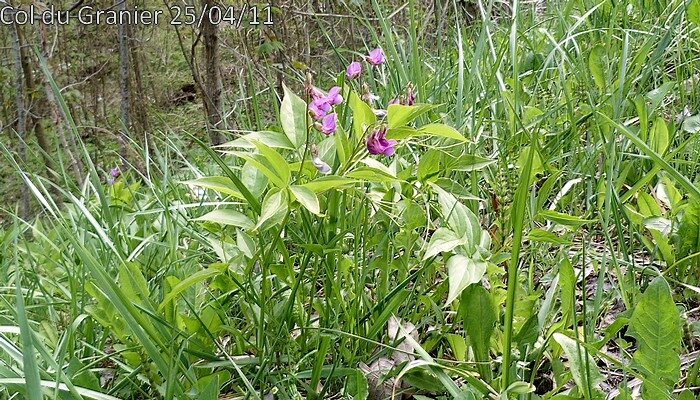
[346,61,362,79]
[366,127,397,157]
[367,48,386,66]
[326,86,343,106]
[309,98,330,120]
[320,113,338,135]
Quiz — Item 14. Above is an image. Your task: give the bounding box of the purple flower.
[309,97,331,120]
[110,167,120,179]
[326,86,343,106]
[346,61,362,79]
[367,48,386,66]
[366,127,397,157]
[388,98,401,106]
[320,113,338,135]
[308,86,343,120]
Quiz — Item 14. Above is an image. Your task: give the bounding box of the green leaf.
[459,285,496,382]
[552,333,603,396]
[674,201,700,268]
[689,0,700,24]
[417,148,441,182]
[387,103,435,128]
[181,176,244,199]
[423,228,466,260]
[301,176,358,193]
[527,228,572,245]
[345,369,369,400]
[251,140,291,187]
[431,183,481,245]
[628,276,682,398]
[448,154,496,172]
[386,126,420,140]
[290,185,321,215]
[349,91,376,138]
[280,83,307,148]
[222,130,295,150]
[649,117,669,155]
[158,266,224,312]
[445,255,486,305]
[682,114,700,134]
[418,123,466,142]
[589,44,606,92]
[539,210,595,229]
[194,209,255,230]
[15,278,42,400]
[255,189,288,232]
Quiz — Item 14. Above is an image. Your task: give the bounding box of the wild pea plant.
[184,47,506,398]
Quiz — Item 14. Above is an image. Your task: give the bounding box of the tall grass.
[1,0,699,398]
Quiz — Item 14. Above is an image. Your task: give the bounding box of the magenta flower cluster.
[309,86,343,136]
[366,127,397,157]
[345,48,385,81]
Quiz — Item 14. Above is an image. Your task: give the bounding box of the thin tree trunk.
[201,0,224,145]
[38,24,84,183]
[10,21,29,219]
[118,0,131,166]
[16,27,55,176]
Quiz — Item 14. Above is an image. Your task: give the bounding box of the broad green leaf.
[418,123,466,141]
[589,44,606,92]
[158,266,224,312]
[674,201,700,268]
[682,114,700,133]
[349,91,376,138]
[301,176,358,193]
[118,261,151,307]
[345,369,369,400]
[649,117,669,154]
[181,177,244,199]
[458,285,496,381]
[221,130,295,150]
[195,209,254,230]
[251,140,291,187]
[290,185,321,215]
[628,276,682,399]
[646,82,675,112]
[255,189,288,232]
[689,0,700,24]
[431,183,480,244]
[386,126,420,140]
[448,154,496,172]
[280,83,307,148]
[423,228,466,260]
[559,258,576,328]
[241,161,268,198]
[516,146,543,180]
[552,333,603,396]
[527,228,572,245]
[387,103,435,128]
[539,210,595,228]
[417,148,441,182]
[445,255,486,305]
[360,158,396,177]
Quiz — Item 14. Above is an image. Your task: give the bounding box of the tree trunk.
[118,0,131,166]
[10,21,29,219]
[38,24,84,184]
[16,26,55,177]
[201,0,224,145]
